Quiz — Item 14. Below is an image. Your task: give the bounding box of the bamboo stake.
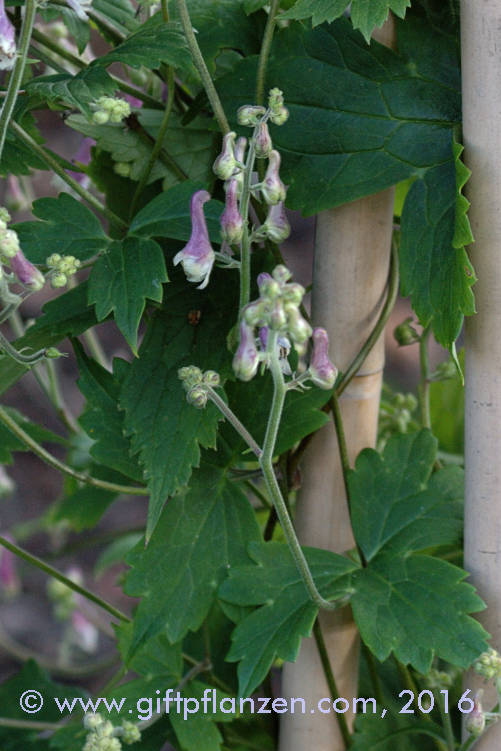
[279,19,396,751]
[461,2,501,746]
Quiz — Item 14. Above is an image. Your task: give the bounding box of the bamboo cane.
[461,2,501,745]
[278,19,396,750]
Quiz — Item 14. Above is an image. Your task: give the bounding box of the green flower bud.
[261,201,291,243]
[45,347,65,359]
[120,721,140,745]
[0,207,11,223]
[92,110,110,125]
[465,695,486,737]
[268,87,284,111]
[213,131,238,180]
[258,273,281,300]
[282,282,305,305]
[285,304,312,343]
[51,272,68,288]
[1,228,20,257]
[178,365,203,390]
[243,300,267,327]
[114,161,131,177]
[269,107,289,126]
[272,264,292,284]
[237,105,266,127]
[203,370,220,387]
[84,714,104,731]
[187,385,208,408]
[393,317,419,346]
[270,300,287,330]
[46,253,62,268]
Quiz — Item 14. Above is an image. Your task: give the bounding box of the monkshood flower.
[9,248,45,290]
[465,693,486,737]
[213,131,238,180]
[255,122,272,159]
[233,321,259,381]
[66,0,93,21]
[309,328,338,390]
[0,0,16,71]
[220,179,244,245]
[261,150,287,205]
[260,201,291,243]
[174,190,215,289]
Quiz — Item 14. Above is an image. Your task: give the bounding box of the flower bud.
[213,131,238,180]
[233,322,259,381]
[0,0,16,71]
[203,370,220,387]
[268,87,285,112]
[282,282,305,305]
[51,272,68,288]
[243,300,266,327]
[47,253,62,268]
[0,228,20,257]
[45,347,65,359]
[92,110,110,125]
[9,249,45,290]
[120,721,141,745]
[261,201,291,243]
[309,328,338,390]
[272,264,292,284]
[237,105,266,127]
[173,190,215,289]
[0,207,11,223]
[84,714,104,731]
[261,151,286,205]
[465,694,486,737]
[114,161,131,178]
[220,179,244,245]
[232,137,247,195]
[270,300,287,330]
[393,317,419,346]
[270,107,289,126]
[254,122,272,158]
[178,365,203,390]
[258,275,281,300]
[187,385,208,409]
[285,304,312,343]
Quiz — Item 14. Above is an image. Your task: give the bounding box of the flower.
[220,179,244,245]
[174,190,215,289]
[0,0,16,70]
[233,321,259,381]
[261,201,291,243]
[213,131,238,180]
[261,151,286,205]
[309,328,338,389]
[9,248,45,290]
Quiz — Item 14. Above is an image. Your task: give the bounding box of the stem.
[313,619,351,749]
[129,66,175,219]
[0,0,37,162]
[0,329,47,364]
[435,688,456,751]
[256,0,281,106]
[337,238,399,396]
[0,404,149,496]
[161,0,169,22]
[0,535,130,623]
[206,387,262,458]
[9,121,128,231]
[419,324,432,429]
[239,135,257,312]
[175,0,230,134]
[0,718,61,731]
[260,334,342,611]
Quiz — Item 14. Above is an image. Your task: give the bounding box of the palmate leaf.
[14,193,110,264]
[124,461,260,654]
[281,0,410,43]
[119,275,237,536]
[218,13,471,348]
[219,542,356,697]
[88,235,168,353]
[26,68,116,118]
[348,430,488,672]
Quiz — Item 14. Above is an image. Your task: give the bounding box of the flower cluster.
[83,714,140,751]
[473,648,501,681]
[233,264,337,389]
[91,97,131,125]
[178,366,220,409]
[46,253,81,288]
[0,210,44,291]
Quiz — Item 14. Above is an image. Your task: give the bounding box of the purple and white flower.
[174,190,215,289]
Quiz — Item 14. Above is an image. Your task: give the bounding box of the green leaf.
[281,0,410,42]
[94,532,143,577]
[14,193,110,264]
[26,68,116,118]
[130,180,224,242]
[0,407,65,465]
[352,713,444,751]
[92,0,138,34]
[120,275,238,536]
[0,283,97,396]
[94,17,192,70]
[351,552,488,673]
[452,139,474,249]
[219,541,356,696]
[74,344,144,481]
[430,350,465,454]
[117,621,183,680]
[88,236,168,352]
[124,461,260,654]
[52,481,117,531]
[348,430,464,561]
[170,681,234,751]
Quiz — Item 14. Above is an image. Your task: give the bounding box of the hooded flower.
[233,321,259,381]
[309,328,337,389]
[174,190,215,289]
[9,248,45,290]
[220,179,244,245]
[0,0,16,70]
[261,201,291,243]
[261,150,286,205]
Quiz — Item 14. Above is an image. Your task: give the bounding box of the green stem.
[255,0,281,106]
[435,689,456,751]
[260,333,343,611]
[419,324,432,429]
[9,121,128,231]
[206,387,262,458]
[129,66,175,219]
[0,0,37,162]
[239,134,257,312]
[0,330,46,364]
[0,535,130,623]
[313,619,351,748]
[0,718,61,731]
[175,0,230,134]
[337,238,399,396]
[0,404,149,496]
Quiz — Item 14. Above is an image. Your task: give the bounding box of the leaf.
[350,552,488,673]
[74,344,144,481]
[0,407,65,465]
[347,430,488,672]
[169,681,234,751]
[452,139,474,249]
[92,0,138,34]
[348,430,464,561]
[352,712,443,751]
[0,283,97,396]
[120,278,238,535]
[14,193,110,264]
[0,112,46,177]
[88,236,168,352]
[124,461,260,654]
[219,541,356,696]
[52,481,117,532]
[94,17,192,70]
[130,180,224,242]
[281,0,410,42]
[26,68,116,118]
[429,349,464,454]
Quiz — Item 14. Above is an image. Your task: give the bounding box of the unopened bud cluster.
[178,366,221,409]
[92,97,131,125]
[378,391,417,450]
[0,210,45,291]
[474,648,501,681]
[83,714,140,751]
[46,253,81,288]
